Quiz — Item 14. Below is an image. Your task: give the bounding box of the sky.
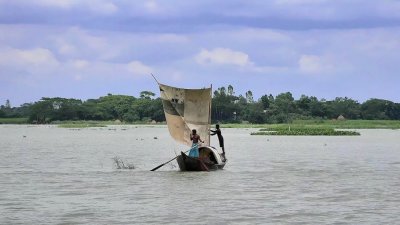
[1,0,400,106]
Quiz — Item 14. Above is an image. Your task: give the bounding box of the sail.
[159,83,211,147]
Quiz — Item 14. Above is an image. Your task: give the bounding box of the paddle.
[150,144,198,171]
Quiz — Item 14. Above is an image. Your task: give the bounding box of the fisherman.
[210,124,225,159]
[189,129,203,158]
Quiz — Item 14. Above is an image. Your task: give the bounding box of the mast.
[208,84,212,145]
[150,73,160,85]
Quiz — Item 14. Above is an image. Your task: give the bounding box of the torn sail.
[159,83,211,147]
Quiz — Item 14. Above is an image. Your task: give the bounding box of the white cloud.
[193,47,291,73]
[170,71,183,82]
[0,47,59,68]
[52,27,118,60]
[298,54,335,74]
[127,61,153,76]
[58,42,77,55]
[72,59,89,69]
[144,1,160,13]
[249,65,290,74]
[195,48,252,66]
[35,0,75,8]
[90,2,118,15]
[33,0,118,15]
[74,75,82,81]
[299,55,322,73]
[377,1,400,19]
[54,59,155,81]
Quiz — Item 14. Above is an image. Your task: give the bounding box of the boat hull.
[176,146,226,171]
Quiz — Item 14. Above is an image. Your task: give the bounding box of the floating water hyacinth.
[251,127,360,136]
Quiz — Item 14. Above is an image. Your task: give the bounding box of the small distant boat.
[156,81,226,171]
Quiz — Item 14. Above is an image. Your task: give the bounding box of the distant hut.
[337,115,346,120]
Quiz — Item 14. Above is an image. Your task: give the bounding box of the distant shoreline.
[1,118,400,129]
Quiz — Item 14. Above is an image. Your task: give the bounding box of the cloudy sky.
[1,0,400,106]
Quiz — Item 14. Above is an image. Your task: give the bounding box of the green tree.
[140,91,156,99]
[328,97,360,119]
[212,86,240,122]
[384,102,400,119]
[309,97,327,118]
[272,92,296,123]
[132,98,153,121]
[243,102,266,123]
[227,85,234,96]
[245,90,254,103]
[260,95,270,109]
[10,86,400,124]
[5,99,11,108]
[28,98,84,122]
[29,98,54,123]
[361,99,391,119]
[296,95,311,116]
[95,95,137,121]
[214,87,227,98]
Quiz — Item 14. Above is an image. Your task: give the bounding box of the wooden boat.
[177,146,226,171]
[154,77,227,172]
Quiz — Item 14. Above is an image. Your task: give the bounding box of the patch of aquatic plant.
[251,127,360,136]
[259,126,334,132]
[56,121,107,128]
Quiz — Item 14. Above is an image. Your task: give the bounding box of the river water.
[1,125,399,224]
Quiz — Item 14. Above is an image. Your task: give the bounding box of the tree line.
[1,86,400,124]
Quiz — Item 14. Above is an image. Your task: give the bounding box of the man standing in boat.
[189,129,203,158]
[210,124,225,158]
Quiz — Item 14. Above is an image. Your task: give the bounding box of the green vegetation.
[0,93,164,124]
[58,124,106,128]
[290,119,400,129]
[55,120,166,128]
[1,85,400,126]
[55,121,108,128]
[251,126,360,136]
[0,117,28,124]
[223,120,400,129]
[212,89,400,124]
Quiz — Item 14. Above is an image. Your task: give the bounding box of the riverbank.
[1,118,399,129]
[0,118,28,124]
[223,119,400,129]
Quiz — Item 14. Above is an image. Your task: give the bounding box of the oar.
[150,145,197,171]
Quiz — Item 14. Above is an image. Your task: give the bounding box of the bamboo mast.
[150,73,160,85]
[208,84,212,146]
